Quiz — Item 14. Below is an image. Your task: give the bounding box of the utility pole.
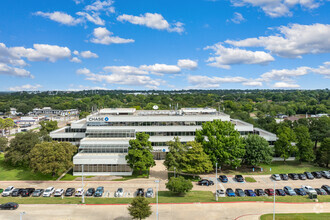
[82,164,85,204]
[273,180,276,220]
[215,162,218,201]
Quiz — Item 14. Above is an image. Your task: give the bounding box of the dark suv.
[65,188,75,196]
[11,188,23,197]
[198,179,214,186]
[280,174,288,180]
[136,188,144,197]
[304,172,314,180]
[21,188,35,197]
[288,173,299,180]
[255,189,265,196]
[234,175,244,182]
[311,171,322,179]
[85,188,95,196]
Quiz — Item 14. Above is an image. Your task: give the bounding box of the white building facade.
[50,108,277,176]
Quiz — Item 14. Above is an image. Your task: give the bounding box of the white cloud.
[103,66,148,75]
[84,0,115,13]
[90,27,135,45]
[231,12,245,24]
[230,0,321,17]
[188,75,248,88]
[11,44,71,62]
[310,61,330,77]
[139,64,181,75]
[273,82,300,88]
[0,63,32,78]
[73,0,83,4]
[79,50,99,58]
[177,59,198,70]
[34,11,83,26]
[9,84,42,91]
[70,57,82,63]
[242,81,263,86]
[0,43,27,67]
[226,23,330,58]
[204,43,274,69]
[261,66,310,81]
[117,13,184,33]
[76,12,105,25]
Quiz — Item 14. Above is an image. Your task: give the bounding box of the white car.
[54,189,64,197]
[75,188,85,197]
[216,189,225,197]
[271,174,281,181]
[43,187,55,197]
[2,186,15,197]
[146,188,154,198]
[115,188,124,197]
[302,185,317,195]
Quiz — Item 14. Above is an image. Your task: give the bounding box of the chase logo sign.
[88,116,110,122]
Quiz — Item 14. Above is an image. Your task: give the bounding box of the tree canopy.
[243,134,272,167]
[163,137,187,171]
[126,132,155,174]
[316,138,330,167]
[294,125,315,162]
[39,120,59,134]
[0,137,8,152]
[274,126,297,162]
[195,120,246,168]
[127,196,152,220]
[165,176,193,195]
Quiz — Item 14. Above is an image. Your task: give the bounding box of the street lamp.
[82,164,85,204]
[20,212,26,220]
[154,180,160,220]
[215,162,218,201]
[273,180,276,220]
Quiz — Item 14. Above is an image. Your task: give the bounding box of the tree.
[294,125,315,162]
[274,126,297,162]
[4,118,14,135]
[0,137,8,152]
[29,141,77,176]
[39,120,58,134]
[5,131,41,166]
[181,141,213,174]
[164,137,187,171]
[316,138,330,167]
[309,116,330,149]
[127,196,152,220]
[195,120,246,168]
[79,111,90,119]
[126,133,155,174]
[243,135,273,167]
[165,176,193,195]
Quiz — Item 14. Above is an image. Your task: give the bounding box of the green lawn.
[0,191,329,204]
[260,213,330,220]
[245,177,257,182]
[0,153,67,181]
[221,161,325,175]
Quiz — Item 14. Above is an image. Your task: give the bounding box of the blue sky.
[0,0,329,91]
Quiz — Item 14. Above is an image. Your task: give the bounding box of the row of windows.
[87,121,206,127]
[86,133,135,138]
[152,142,187,146]
[145,131,196,136]
[74,164,132,172]
[65,128,86,133]
[79,148,128,153]
[52,138,82,142]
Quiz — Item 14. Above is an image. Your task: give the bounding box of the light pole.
[155,180,160,220]
[82,164,85,204]
[273,180,276,220]
[215,162,218,201]
[20,212,25,220]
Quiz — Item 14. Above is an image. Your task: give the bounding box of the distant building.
[10,108,17,115]
[51,108,277,176]
[30,107,78,116]
[311,113,328,118]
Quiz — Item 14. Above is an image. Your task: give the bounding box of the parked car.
[294,188,307,196]
[136,188,144,197]
[298,173,307,180]
[280,174,288,180]
[43,187,55,197]
[146,188,154,198]
[54,189,64,197]
[315,188,327,195]
[226,188,235,197]
[94,187,104,197]
[288,173,299,180]
[255,189,265,196]
[198,179,214,186]
[0,189,3,193]
[265,188,275,196]
[115,188,124,197]
[216,189,225,197]
[304,172,314,180]
[283,186,296,196]
[321,171,330,179]
[234,175,244,182]
[75,188,84,197]
[244,190,256,197]
[271,174,281,181]
[11,188,23,197]
[235,188,245,197]
[85,188,95,196]
[219,175,228,183]
[311,171,322,179]
[2,186,15,197]
[0,202,19,210]
[65,188,75,196]
[21,188,35,197]
[32,189,44,197]
[275,189,286,196]
[302,185,317,195]
[321,185,330,194]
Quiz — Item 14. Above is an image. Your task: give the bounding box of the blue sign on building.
[104,117,109,121]
[162,149,166,152]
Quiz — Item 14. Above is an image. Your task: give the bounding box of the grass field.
[0,153,75,181]
[245,177,257,182]
[260,213,330,220]
[0,191,329,204]
[222,161,325,175]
